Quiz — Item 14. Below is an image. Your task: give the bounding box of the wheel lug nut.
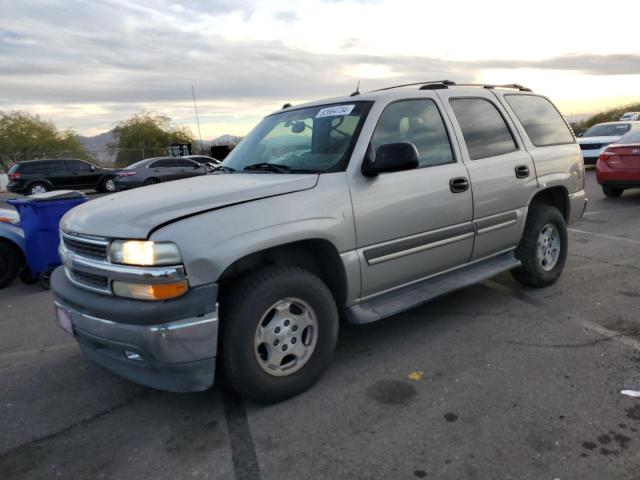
[284,320,290,326]
[275,327,280,334]
[292,325,298,332]
[274,339,280,346]
[282,345,288,352]
[291,337,297,344]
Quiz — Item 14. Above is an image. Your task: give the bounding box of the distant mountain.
[79,130,116,163]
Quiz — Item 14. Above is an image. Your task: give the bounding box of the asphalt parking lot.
[1,171,640,480]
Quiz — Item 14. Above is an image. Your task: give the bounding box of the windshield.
[583,123,631,137]
[222,102,373,173]
[614,129,640,144]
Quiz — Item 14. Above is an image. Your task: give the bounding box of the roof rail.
[368,80,532,93]
[370,80,456,92]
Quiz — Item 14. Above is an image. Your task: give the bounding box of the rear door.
[437,90,537,260]
[172,158,205,179]
[45,160,73,188]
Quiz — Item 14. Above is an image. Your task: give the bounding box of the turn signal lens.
[112,280,188,300]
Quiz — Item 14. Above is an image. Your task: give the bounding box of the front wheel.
[511,205,568,287]
[221,266,339,403]
[0,243,20,288]
[602,186,623,198]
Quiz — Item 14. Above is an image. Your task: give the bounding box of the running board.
[345,251,521,324]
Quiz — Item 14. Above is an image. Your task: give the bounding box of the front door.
[349,97,474,298]
[437,90,538,260]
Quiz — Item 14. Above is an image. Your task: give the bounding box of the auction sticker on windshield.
[316,105,355,118]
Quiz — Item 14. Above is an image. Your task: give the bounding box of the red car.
[596,129,640,197]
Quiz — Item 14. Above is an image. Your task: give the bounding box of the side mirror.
[361,142,419,177]
[90,165,96,171]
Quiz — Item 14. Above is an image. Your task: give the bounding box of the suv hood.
[62,173,319,238]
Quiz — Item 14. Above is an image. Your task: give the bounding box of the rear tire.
[28,183,48,195]
[0,243,20,288]
[221,266,339,403]
[602,186,623,198]
[511,205,568,288]
[100,177,116,193]
[143,178,159,186]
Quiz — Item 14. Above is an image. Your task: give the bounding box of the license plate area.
[56,305,74,335]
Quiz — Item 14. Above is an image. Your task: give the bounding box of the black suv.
[7,159,115,195]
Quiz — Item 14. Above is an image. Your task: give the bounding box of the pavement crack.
[508,336,621,349]
[0,390,155,459]
[568,253,640,273]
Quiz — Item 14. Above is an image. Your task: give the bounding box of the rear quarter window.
[504,95,574,147]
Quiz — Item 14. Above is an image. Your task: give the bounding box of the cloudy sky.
[2,0,640,139]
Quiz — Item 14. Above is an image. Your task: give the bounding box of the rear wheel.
[28,183,48,195]
[100,177,116,193]
[0,243,20,288]
[143,178,159,186]
[511,205,568,287]
[221,266,339,403]
[602,186,623,198]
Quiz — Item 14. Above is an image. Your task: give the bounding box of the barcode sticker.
[316,105,355,118]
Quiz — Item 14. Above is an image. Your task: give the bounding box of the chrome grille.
[70,269,109,289]
[62,232,108,260]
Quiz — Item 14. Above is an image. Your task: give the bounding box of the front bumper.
[51,267,219,392]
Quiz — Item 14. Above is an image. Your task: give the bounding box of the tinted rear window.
[450,98,517,160]
[504,95,574,147]
[15,161,56,173]
[615,129,640,144]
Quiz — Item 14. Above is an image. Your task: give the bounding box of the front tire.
[602,186,623,198]
[0,243,20,288]
[221,266,339,403]
[511,205,568,287]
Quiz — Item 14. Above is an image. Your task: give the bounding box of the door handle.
[515,165,530,179]
[449,177,469,193]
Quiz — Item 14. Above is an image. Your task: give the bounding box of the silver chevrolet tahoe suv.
[51,81,587,403]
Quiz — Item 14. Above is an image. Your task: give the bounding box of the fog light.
[112,280,188,300]
[124,351,143,361]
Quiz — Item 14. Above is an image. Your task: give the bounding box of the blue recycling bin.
[8,191,87,281]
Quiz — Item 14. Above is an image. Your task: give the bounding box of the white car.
[578,121,640,165]
[620,112,640,121]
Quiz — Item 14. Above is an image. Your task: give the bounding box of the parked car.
[0,208,25,288]
[7,159,115,196]
[577,121,640,165]
[113,156,209,190]
[620,112,640,121]
[596,129,640,197]
[51,81,586,403]
[184,155,220,169]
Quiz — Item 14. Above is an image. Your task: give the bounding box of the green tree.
[109,112,195,167]
[0,111,89,171]
[575,101,640,133]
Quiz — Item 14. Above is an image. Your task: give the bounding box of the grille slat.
[71,269,109,289]
[63,236,108,260]
[580,143,603,151]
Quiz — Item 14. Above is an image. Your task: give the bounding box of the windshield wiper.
[243,163,291,173]
[213,165,236,173]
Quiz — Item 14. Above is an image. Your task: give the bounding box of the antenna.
[191,85,203,153]
[350,80,361,97]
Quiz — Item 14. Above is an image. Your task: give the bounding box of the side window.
[371,99,454,168]
[66,160,91,172]
[450,98,518,160]
[150,159,173,168]
[173,159,197,168]
[504,94,574,147]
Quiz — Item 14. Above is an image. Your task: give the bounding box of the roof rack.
[370,80,456,92]
[369,80,532,93]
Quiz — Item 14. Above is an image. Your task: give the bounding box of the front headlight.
[109,240,182,266]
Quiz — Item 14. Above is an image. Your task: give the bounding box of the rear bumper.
[7,182,26,193]
[51,267,219,392]
[568,189,587,226]
[113,178,145,190]
[596,159,640,188]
